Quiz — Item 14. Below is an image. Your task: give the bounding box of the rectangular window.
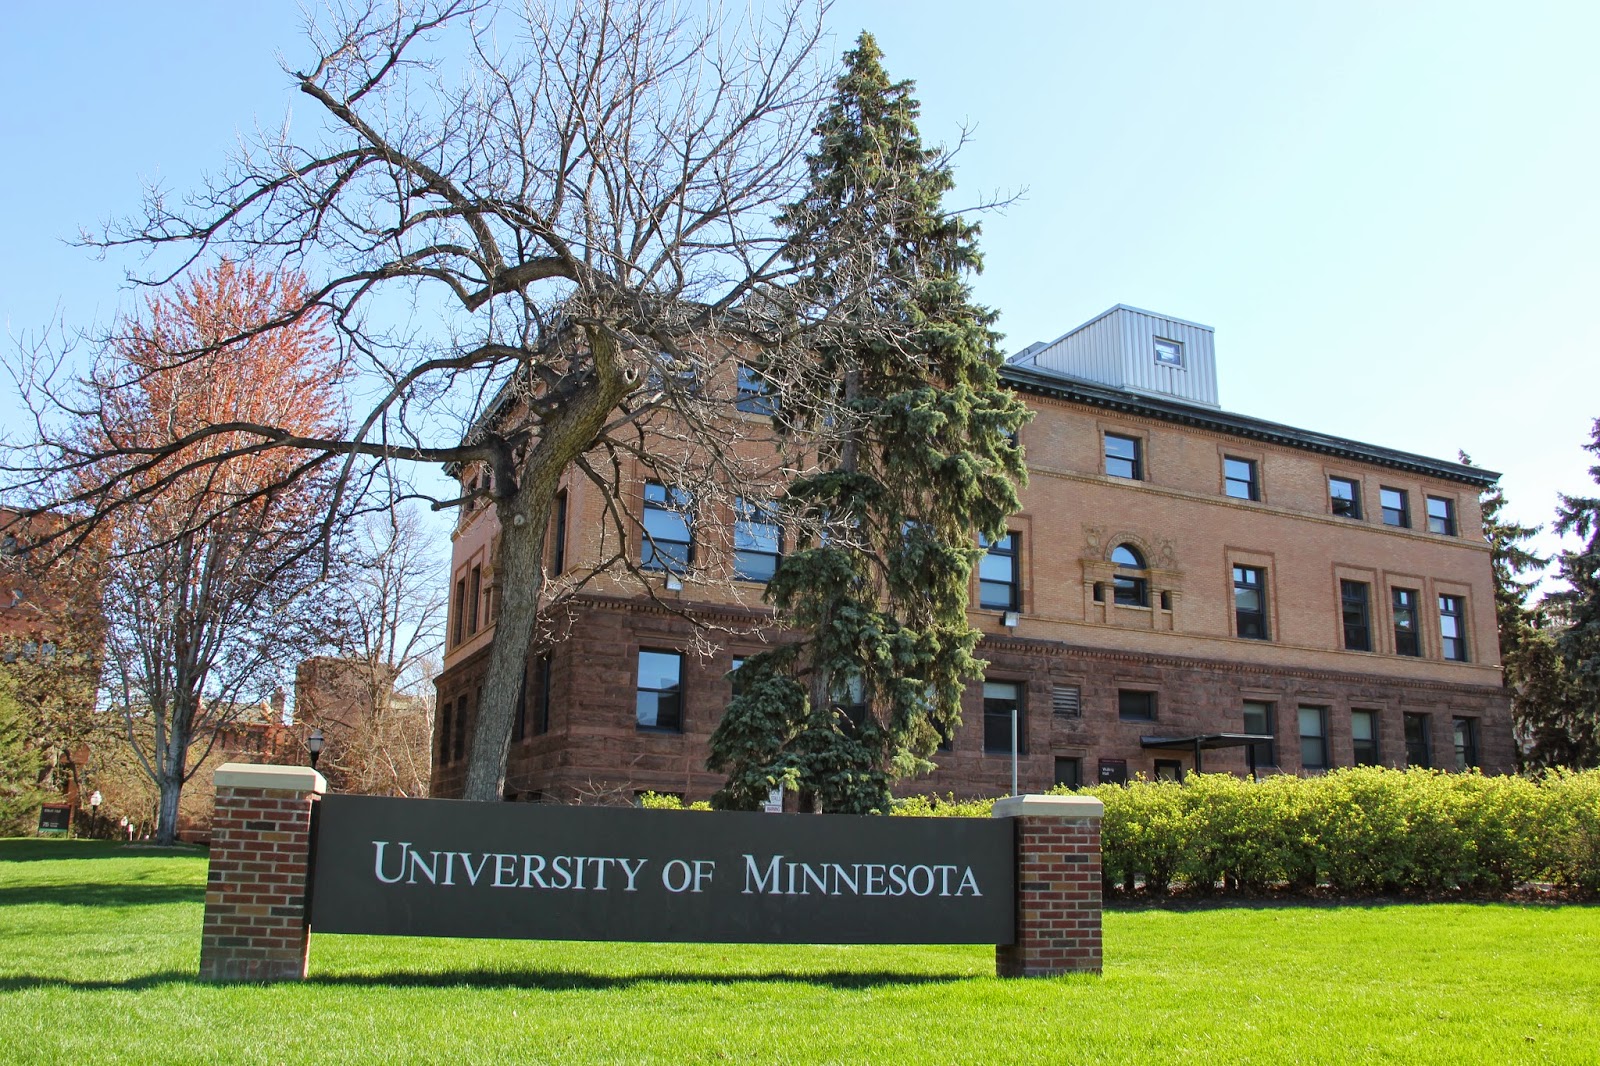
[1153,337,1184,367]
[1054,757,1082,789]
[1351,709,1380,766]
[983,680,1024,755]
[551,490,568,574]
[979,532,1020,610]
[1298,705,1329,770]
[1427,495,1457,536]
[641,482,693,572]
[1341,580,1372,651]
[1155,759,1183,782]
[733,497,781,583]
[1051,684,1082,719]
[1224,457,1259,501]
[1392,588,1421,656]
[1233,565,1269,640]
[437,697,454,765]
[1453,717,1480,771]
[467,566,482,636]
[735,363,777,415]
[1104,433,1142,480]
[1330,476,1362,519]
[513,666,528,742]
[1242,701,1276,767]
[533,654,552,736]
[453,694,469,762]
[452,577,467,646]
[1404,712,1432,768]
[1118,689,1156,722]
[1439,595,1468,661]
[1380,487,1410,528]
[636,650,683,732]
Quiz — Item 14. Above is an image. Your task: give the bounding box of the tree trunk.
[156,775,182,846]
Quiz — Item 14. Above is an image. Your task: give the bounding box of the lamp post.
[307,728,324,770]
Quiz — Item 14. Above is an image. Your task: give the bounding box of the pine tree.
[707,34,1031,813]
[1547,421,1600,767]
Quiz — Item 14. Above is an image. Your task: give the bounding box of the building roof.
[999,362,1498,487]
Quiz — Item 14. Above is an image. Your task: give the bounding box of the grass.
[2,839,1598,1064]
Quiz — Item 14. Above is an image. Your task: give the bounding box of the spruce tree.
[1547,421,1600,767]
[707,34,1030,813]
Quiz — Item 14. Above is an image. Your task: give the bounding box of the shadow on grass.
[1109,894,1598,912]
[0,839,206,863]
[0,968,974,993]
[0,883,205,908]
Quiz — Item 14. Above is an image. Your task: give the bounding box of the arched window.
[1111,544,1148,607]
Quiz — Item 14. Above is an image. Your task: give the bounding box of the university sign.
[197,763,1104,982]
[310,794,1014,944]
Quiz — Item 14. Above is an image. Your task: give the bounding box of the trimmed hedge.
[894,768,1600,897]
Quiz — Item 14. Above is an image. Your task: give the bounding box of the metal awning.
[1139,733,1274,775]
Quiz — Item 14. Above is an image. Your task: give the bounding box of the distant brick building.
[433,306,1511,802]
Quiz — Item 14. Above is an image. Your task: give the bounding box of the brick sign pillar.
[199,763,325,982]
[992,794,1105,977]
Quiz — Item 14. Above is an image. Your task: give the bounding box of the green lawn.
[1,839,1597,1064]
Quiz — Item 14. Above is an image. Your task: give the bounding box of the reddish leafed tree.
[73,260,348,843]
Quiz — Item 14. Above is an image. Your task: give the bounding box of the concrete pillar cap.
[213,762,327,794]
[991,794,1104,820]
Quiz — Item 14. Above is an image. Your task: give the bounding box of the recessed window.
[1404,713,1432,768]
[1329,477,1362,519]
[636,650,683,732]
[1233,565,1269,640]
[983,681,1024,755]
[1154,759,1183,782]
[551,490,568,574]
[1153,338,1184,367]
[1104,433,1142,480]
[467,565,483,636]
[1112,545,1149,607]
[1392,588,1421,656]
[1224,457,1259,501]
[1380,487,1410,528]
[1426,496,1457,536]
[1439,595,1468,661]
[733,497,781,582]
[437,698,454,765]
[641,482,693,572]
[1298,705,1329,770]
[1351,709,1379,766]
[1341,580,1372,651]
[979,532,1020,610]
[1118,690,1156,722]
[1054,757,1082,789]
[455,692,471,762]
[735,363,777,415]
[452,576,468,646]
[1452,717,1479,771]
[1242,700,1275,766]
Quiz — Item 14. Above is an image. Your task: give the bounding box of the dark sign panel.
[37,804,71,833]
[310,795,1014,945]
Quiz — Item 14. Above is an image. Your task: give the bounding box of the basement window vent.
[1052,685,1082,719]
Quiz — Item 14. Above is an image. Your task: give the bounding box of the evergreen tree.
[1547,420,1600,767]
[707,34,1030,813]
[0,671,42,834]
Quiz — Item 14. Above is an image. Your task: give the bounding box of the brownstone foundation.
[993,794,1105,977]
[198,763,325,982]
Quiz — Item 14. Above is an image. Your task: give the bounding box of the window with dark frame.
[979,532,1021,610]
[1104,433,1142,480]
[1054,757,1082,789]
[452,577,467,646]
[1112,544,1149,607]
[453,693,469,762]
[467,565,482,636]
[1153,337,1184,367]
[1426,495,1457,536]
[735,363,777,415]
[1118,689,1156,722]
[1298,705,1329,770]
[982,680,1024,755]
[1392,587,1421,656]
[1242,700,1276,766]
[733,497,781,582]
[1224,457,1259,500]
[1404,712,1432,768]
[1233,565,1269,639]
[635,649,683,732]
[1341,580,1372,651]
[1154,759,1183,782]
[1439,594,1468,661]
[437,698,454,765]
[1329,476,1362,518]
[513,666,529,742]
[1380,487,1410,528]
[641,482,693,572]
[1351,709,1380,766]
[1453,717,1480,771]
[533,654,552,735]
[551,490,568,574]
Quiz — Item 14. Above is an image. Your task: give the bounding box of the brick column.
[199,763,325,982]
[993,794,1105,977]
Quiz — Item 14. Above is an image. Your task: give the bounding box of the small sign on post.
[37,804,71,835]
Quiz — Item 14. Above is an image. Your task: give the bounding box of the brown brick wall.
[994,797,1104,977]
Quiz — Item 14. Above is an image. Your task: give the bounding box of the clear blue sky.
[3,1,1596,580]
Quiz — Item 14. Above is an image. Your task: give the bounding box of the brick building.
[433,306,1511,802]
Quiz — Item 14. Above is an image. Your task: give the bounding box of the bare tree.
[4,0,836,801]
